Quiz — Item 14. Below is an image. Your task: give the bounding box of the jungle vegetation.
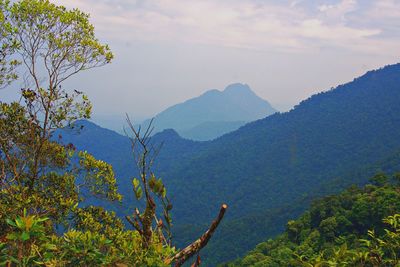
[224,174,400,266]
[0,0,225,266]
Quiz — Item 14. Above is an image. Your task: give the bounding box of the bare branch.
[166,204,228,266]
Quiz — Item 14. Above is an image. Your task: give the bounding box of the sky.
[2,0,400,129]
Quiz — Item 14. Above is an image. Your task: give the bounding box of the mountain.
[179,120,246,141]
[153,63,400,222]
[59,63,400,265]
[141,83,277,140]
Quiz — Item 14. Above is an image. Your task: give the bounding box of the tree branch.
[166,204,228,266]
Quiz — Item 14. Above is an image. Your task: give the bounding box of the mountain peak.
[223,83,252,94]
[155,128,181,139]
[200,88,221,97]
[141,83,277,140]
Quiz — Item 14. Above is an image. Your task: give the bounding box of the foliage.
[0,0,119,226]
[10,0,113,95]
[224,177,400,266]
[57,63,400,264]
[124,118,173,250]
[0,0,174,265]
[0,0,19,88]
[2,209,55,266]
[0,100,122,228]
[1,209,174,266]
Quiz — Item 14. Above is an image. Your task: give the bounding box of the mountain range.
[140,83,277,140]
[59,63,400,265]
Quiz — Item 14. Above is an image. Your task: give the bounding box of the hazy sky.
[2,0,400,127]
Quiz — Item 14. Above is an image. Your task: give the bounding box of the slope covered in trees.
[60,63,400,264]
[224,174,400,266]
[156,63,400,224]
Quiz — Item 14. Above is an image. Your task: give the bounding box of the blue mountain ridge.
[141,83,277,140]
[58,63,400,265]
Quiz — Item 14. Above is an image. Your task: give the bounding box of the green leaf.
[15,217,23,229]
[136,186,143,200]
[133,178,140,189]
[6,233,18,241]
[6,218,16,227]
[21,231,30,241]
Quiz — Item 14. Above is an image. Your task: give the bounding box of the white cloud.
[318,0,357,20]
[52,0,398,56]
[290,0,304,8]
[364,0,400,21]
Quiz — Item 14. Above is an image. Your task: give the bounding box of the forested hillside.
[224,174,400,266]
[61,63,400,264]
[156,63,400,223]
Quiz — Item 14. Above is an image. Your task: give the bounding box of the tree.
[0,1,130,264]
[125,117,228,266]
[0,0,19,88]
[0,0,117,233]
[369,173,389,186]
[125,117,173,248]
[392,172,400,185]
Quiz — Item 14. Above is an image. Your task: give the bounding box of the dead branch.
[166,204,228,267]
[154,214,168,245]
[191,254,201,267]
[124,115,163,248]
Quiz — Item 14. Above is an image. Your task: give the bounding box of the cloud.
[318,0,357,19]
[52,0,398,56]
[290,0,304,8]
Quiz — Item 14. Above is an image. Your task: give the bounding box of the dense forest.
[60,63,400,264]
[224,174,400,266]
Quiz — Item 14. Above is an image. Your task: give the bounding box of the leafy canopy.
[225,175,400,267]
[0,0,19,88]
[0,0,174,265]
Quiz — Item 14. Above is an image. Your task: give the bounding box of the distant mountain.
[59,63,400,265]
[141,83,277,140]
[179,120,245,141]
[90,114,127,135]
